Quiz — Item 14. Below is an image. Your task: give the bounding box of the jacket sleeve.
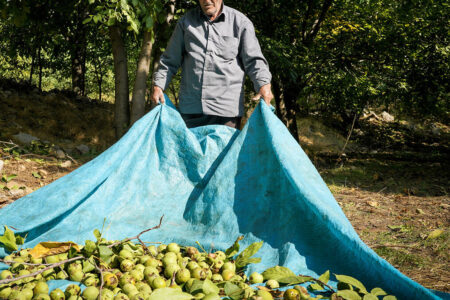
[152,20,185,90]
[239,21,272,92]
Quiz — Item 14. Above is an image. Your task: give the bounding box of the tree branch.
[107,215,164,251]
[305,0,333,45]
[302,0,315,41]
[0,256,85,285]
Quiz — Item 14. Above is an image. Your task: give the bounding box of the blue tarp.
[0,97,445,299]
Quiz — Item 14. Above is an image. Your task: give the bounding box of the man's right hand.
[151,85,165,106]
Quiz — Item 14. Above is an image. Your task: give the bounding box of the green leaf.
[93,229,101,241]
[224,282,244,300]
[225,236,242,258]
[147,288,193,300]
[187,280,204,294]
[15,234,25,245]
[427,229,443,240]
[129,20,139,33]
[84,240,97,254]
[309,283,324,291]
[202,279,219,295]
[335,274,368,294]
[370,287,387,296]
[82,17,92,24]
[382,296,397,300]
[246,257,261,264]
[0,225,18,251]
[82,256,96,273]
[235,241,263,269]
[107,16,116,26]
[32,172,41,179]
[99,245,114,264]
[278,275,311,285]
[262,266,296,281]
[145,15,153,28]
[68,246,79,258]
[337,290,363,300]
[88,0,95,4]
[363,294,378,300]
[318,270,330,284]
[157,13,166,24]
[2,174,17,183]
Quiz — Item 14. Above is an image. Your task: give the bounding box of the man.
[151,0,273,129]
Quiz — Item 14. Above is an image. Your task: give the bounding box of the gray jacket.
[153,5,272,117]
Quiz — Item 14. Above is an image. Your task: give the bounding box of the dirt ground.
[323,163,449,292]
[0,82,448,293]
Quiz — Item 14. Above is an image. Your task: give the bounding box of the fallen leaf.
[416,208,424,214]
[61,160,72,168]
[367,201,379,207]
[388,225,403,232]
[29,241,81,258]
[38,169,48,179]
[427,229,444,240]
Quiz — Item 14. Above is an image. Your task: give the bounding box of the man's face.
[199,0,223,17]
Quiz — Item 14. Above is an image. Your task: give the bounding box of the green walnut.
[81,287,99,300]
[49,289,65,300]
[175,268,190,284]
[249,272,264,284]
[257,290,274,300]
[166,243,180,254]
[64,285,81,298]
[284,288,300,300]
[33,282,49,295]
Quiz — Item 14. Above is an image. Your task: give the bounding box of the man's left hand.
[253,83,274,106]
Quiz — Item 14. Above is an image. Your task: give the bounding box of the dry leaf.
[29,241,81,258]
[367,201,379,207]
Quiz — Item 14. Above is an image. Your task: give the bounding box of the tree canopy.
[0,0,448,138]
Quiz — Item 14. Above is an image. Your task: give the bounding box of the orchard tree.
[83,0,182,137]
[0,0,94,95]
[228,0,334,140]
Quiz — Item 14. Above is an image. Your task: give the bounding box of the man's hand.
[151,85,165,106]
[253,83,274,106]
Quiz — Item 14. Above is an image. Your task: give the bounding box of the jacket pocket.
[217,36,239,60]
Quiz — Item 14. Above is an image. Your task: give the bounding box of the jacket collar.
[198,4,228,23]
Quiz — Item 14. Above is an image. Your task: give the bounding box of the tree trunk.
[109,26,130,139]
[150,0,175,81]
[98,78,102,102]
[93,57,103,102]
[70,5,87,96]
[29,44,36,85]
[283,86,300,142]
[272,79,300,142]
[130,30,154,124]
[272,79,286,123]
[71,48,86,96]
[38,45,42,91]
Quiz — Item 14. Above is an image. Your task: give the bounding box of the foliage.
[0,0,448,127]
